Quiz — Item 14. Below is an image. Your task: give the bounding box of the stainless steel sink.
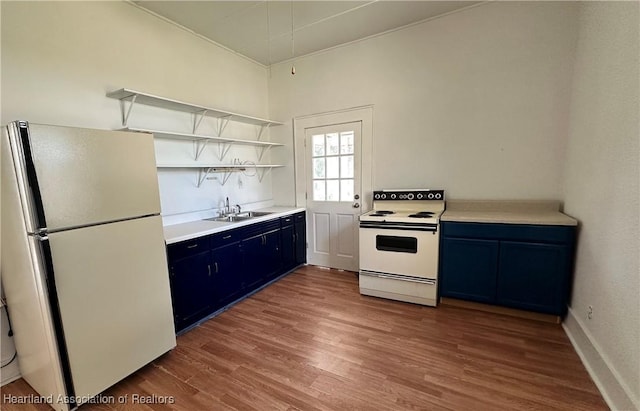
[236,211,273,218]
[204,215,251,222]
[203,211,273,223]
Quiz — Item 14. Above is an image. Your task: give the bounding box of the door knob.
[353,203,360,208]
[354,194,360,200]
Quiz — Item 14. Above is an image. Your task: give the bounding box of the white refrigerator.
[1,121,176,411]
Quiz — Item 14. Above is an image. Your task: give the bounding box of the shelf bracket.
[120,94,138,127]
[255,145,273,162]
[256,123,271,141]
[220,170,233,186]
[197,167,213,188]
[193,110,209,134]
[216,116,231,137]
[216,142,233,161]
[256,166,274,182]
[193,139,210,161]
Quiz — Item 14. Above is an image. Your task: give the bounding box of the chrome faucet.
[224,197,230,216]
[235,204,242,214]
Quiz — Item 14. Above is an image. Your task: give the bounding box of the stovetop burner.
[369,210,395,217]
[408,211,435,218]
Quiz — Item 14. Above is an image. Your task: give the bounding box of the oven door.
[359,223,439,279]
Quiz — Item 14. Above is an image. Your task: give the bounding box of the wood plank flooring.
[1,265,607,410]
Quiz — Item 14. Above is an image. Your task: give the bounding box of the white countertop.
[441,200,578,226]
[163,206,305,244]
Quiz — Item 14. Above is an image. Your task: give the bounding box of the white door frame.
[293,106,374,211]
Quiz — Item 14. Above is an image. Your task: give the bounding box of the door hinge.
[305,192,308,200]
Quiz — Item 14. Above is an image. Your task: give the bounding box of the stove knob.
[428,193,435,199]
[435,193,442,199]
[417,193,423,199]
[374,193,380,200]
[391,194,397,199]
[380,194,386,199]
[407,193,414,200]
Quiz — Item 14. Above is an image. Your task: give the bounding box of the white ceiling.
[133,1,479,66]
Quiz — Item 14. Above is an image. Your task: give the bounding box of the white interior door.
[305,122,362,271]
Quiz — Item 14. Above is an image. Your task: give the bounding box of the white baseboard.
[563,307,638,411]
[0,360,21,387]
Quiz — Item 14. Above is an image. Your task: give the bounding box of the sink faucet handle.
[235,204,242,213]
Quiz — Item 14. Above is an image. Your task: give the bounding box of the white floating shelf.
[156,164,284,186]
[122,127,283,147]
[156,164,284,169]
[107,88,283,127]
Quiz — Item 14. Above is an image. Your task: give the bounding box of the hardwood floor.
[1,265,607,410]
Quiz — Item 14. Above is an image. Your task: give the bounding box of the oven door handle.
[360,271,437,285]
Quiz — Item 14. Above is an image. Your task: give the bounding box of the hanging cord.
[1,303,17,368]
[266,1,272,76]
[233,158,257,177]
[290,0,296,75]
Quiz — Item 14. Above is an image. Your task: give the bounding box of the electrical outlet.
[587,305,593,320]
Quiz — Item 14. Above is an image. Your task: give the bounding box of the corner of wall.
[563,307,639,411]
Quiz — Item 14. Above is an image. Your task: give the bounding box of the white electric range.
[358,189,445,306]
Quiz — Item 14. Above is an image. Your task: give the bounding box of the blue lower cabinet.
[280,216,297,270]
[294,212,307,265]
[167,212,306,333]
[167,250,214,332]
[211,241,243,308]
[497,241,570,315]
[440,238,499,303]
[440,222,575,316]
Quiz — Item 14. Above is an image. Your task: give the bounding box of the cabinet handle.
[223,235,232,240]
[207,264,211,277]
[214,262,219,273]
[187,243,198,249]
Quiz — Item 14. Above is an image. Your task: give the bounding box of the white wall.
[0,0,273,383]
[563,2,640,410]
[268,2,579,205]
[1,1,276,224]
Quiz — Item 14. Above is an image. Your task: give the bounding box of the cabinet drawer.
[210,228,243,248]
[280,215,294,227]
[442,222,575,244]
[294,212,305,222]
[167,236,210,260]
[243,219,280,238]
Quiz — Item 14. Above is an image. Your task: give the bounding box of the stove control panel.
[373,190,445,201]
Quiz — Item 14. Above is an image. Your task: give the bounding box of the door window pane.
[340,132,354,154]
[340,156,354,178]
[312,135,325,157]
[313,181,326,201]
[313,158,325,179]
[341,179,354,201]
[326,180,339,201]
[326,157,339,179]
[326,133,339,155]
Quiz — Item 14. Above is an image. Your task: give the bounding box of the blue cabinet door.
[241,232,267,291]
[263,228,282,280]
[440,237,499,303]
[294,213,307,265]
[281,224,296,270]
[497,241,570,315]
[211,242,243,307]
[168,250,214,332]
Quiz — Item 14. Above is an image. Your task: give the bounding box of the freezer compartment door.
[46,215,176,401]
[25,123,161,231]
